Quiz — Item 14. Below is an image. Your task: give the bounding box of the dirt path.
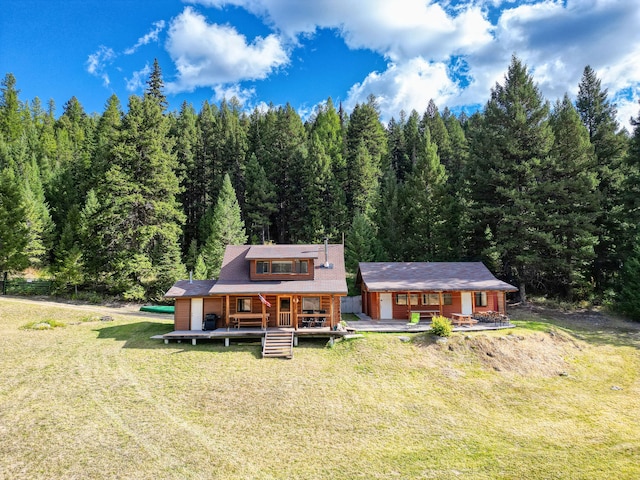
[0,295,171,321]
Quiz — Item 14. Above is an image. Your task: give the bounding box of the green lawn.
[1,298,639,479]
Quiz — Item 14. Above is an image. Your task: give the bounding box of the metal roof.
[357,262,518,292]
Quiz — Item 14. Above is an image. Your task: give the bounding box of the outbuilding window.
[474,292,487,307]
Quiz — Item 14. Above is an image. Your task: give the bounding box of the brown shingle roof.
[164,279,217,298]
[245,244,320,259]
[357,262,517,292]
[209,244,348,295]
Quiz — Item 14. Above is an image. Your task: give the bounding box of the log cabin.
[165,243,348,331]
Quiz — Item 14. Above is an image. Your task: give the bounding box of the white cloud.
[125,64,152,92]
[165,7,289,93]
[124,20,166,55]
[212,83,256,104]
[86,45,115,87]
[184,0,639,130]
[344,58,460,122]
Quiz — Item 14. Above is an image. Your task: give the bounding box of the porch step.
[262,330,294,359]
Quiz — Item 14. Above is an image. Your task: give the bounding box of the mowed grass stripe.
[1,298,639,479]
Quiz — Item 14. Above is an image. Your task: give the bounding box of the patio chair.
[406,312,420,327]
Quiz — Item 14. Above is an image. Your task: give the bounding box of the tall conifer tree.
[202,173,247,278]
[468,56,554,300]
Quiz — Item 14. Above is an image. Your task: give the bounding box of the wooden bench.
[451,313,478,327]
[229,313,269,329]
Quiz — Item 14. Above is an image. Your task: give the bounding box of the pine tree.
[345,96,388,219]
[376,167,403,261]
[468,56,554,301]
[576,65,628,294]
[345,212,380,274]
[615,235,640,320]
[544,94,599,299]
[202,173,247,278]
[0,167,29,273]
[244,153,277,243]
[401,127,449,261]
[91,92,186,299]
[0,73,23,144]
[146,59,168,111]
[174,101,200,250]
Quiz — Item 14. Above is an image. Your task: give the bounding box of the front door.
[191,297,203,330]
[278,296,292,326]
[461,292,473,315]
[380,293,393,319]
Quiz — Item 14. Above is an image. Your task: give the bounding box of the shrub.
[431,315,452,337]
[21,319,66,330]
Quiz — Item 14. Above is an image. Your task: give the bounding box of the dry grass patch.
[1,297,639,479]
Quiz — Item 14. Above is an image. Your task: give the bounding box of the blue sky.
[2,0,639,131]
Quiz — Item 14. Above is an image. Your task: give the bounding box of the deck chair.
[407,312,420,327]
[315,310,327,327]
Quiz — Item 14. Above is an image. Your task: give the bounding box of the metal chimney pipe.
[189,270,193,284]
[324,237,329,268]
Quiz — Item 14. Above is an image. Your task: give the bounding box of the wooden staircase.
[262,330,294,359]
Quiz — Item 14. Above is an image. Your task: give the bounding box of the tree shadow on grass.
[94,321,264,357]
[510,305,640,350]
[94,321,174,350]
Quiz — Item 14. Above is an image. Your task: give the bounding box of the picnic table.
[451,313,478,327]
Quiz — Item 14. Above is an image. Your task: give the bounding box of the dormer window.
[256,261,270,274]
[295,260,308,274]
[272,261,293,273]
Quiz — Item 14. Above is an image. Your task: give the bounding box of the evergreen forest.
[1,56,639,317]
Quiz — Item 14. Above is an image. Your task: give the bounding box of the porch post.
[225,295,230,329]
[330,295,334,329]
[407,291,411,317]
[438,291,443,316]
[261,298,266,330]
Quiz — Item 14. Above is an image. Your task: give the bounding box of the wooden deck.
[154,326,350,347]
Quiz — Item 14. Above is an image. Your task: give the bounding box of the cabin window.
[272,261,293,274]
[237,297,252,312]
[256,261,270,274]
[302,297,320,311]
[474,292,487,307]
[295,260,308,274]
[422,293,440,306]
[443,293,453,305]
[395,294,418,305]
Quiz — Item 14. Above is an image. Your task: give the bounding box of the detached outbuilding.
[356,262,518,321]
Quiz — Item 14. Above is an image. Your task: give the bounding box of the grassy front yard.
[1,298,639,479]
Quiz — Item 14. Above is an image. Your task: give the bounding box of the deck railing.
[279,312,292,327]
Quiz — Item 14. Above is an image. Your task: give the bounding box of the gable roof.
[357,262,517,292]
[208,244,348,295]
[164,279,217,298]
